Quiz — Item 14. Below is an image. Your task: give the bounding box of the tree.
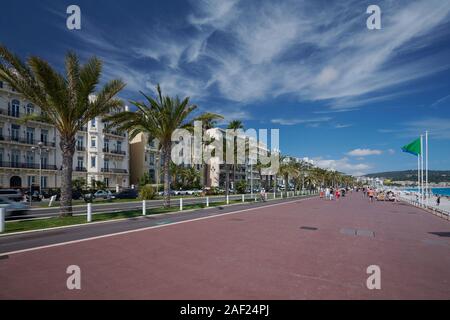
[0,46,125,216]
[185,112,223,188]
[139,172,152,187]
[105,84,205,208]
[72,178,86,191]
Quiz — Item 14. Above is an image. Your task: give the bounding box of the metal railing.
[0,135,56,147]
[5,190,319,224]
[398,195,450,219]
[0,161,57,170]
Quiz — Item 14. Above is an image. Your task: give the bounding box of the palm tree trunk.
[60,137,75,217]
[225,164,230,197]
[163,143,171,208]
[284,174,289,197]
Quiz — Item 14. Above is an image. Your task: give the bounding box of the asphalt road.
[0,195,313,254]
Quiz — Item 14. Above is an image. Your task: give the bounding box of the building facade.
[0,81,130,191]
[129,132,161,187]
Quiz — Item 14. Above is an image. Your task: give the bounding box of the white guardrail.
[1,190,319,230]
[398,195,450,220]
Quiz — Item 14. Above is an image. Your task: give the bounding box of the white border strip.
[1,197,313,256]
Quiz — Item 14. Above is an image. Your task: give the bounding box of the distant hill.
[365,170,450,183]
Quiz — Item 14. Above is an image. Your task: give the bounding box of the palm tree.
[279,156,299,196]
[105,84,203,208]
[227,120,244,194]
[0,46,125,216]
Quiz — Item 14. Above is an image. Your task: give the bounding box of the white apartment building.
[0,80,130,191]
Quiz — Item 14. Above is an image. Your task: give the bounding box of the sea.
[404,187,450,196]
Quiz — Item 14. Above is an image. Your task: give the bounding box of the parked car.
[0,197,29,217]
[93,190,115,199]
[72,190,84,200]
[114,189,138,199]
[0,189,23,202]
[24,190,42,202]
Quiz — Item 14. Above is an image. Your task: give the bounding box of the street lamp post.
[31,141,49,198]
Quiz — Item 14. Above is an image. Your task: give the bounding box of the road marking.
[0,197,314,257]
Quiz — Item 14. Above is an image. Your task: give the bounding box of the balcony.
[104,129,126,138]
[74,167,87,172]
[0,135,56,147]
[102,148,126,156]
[101,168,128,174]
[76,146,86,152]
[0,162,57,170]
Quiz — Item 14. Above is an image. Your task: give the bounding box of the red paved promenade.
[1,193,450,299]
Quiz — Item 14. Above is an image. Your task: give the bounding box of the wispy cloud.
[53,0,450,112]
[430,94,450,108]
[347,149,383,156]
[271,117,331,126]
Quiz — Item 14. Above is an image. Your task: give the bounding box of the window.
[76,136,84,150]
[41,155,48,168]
[27,176,36,187]
[91,156,96,168]
[104,177,109,187]
[11,150,20,167]
[11,124,20,141]
[0,81,3,88]
[26,127,35,145]
[91,137,96,148]
[9,100,20,117]
[77,157,84,169]
[91,118,96,128]
[104,159,110,170]
[41,176,48,189]
[26,152,34,166]
[117,141,122,152]
[26,103,34,115]
[0,148,3,165]
[41,129,48,145]
[104,139,109,152]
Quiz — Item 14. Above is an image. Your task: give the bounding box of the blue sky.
[1,0,450,175]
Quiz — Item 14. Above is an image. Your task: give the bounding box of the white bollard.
[180,198,183,211]
[242,194,245,203]
[206,197,209,207]
[226,195,229,205]
[87,203,92,222]
[273,192,276,199]
[0,208,5,233]
[142,200,146,216]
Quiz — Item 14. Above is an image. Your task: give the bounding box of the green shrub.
[139,184,156,200]
[236,180,247,194]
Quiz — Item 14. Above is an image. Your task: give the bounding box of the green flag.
[401,138,421,156]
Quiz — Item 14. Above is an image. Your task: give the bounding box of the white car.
[94,190,115,199]
[0,197,29,217]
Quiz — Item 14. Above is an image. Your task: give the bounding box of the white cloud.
[56,0,450,112]
[271,117,331,126]
[347,149,383,156]
[313,157,371,176]
[334,124,352,129]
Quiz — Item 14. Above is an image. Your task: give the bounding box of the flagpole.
[417,154,420,203]
[420,134,424,206]
[425,131,429,206]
